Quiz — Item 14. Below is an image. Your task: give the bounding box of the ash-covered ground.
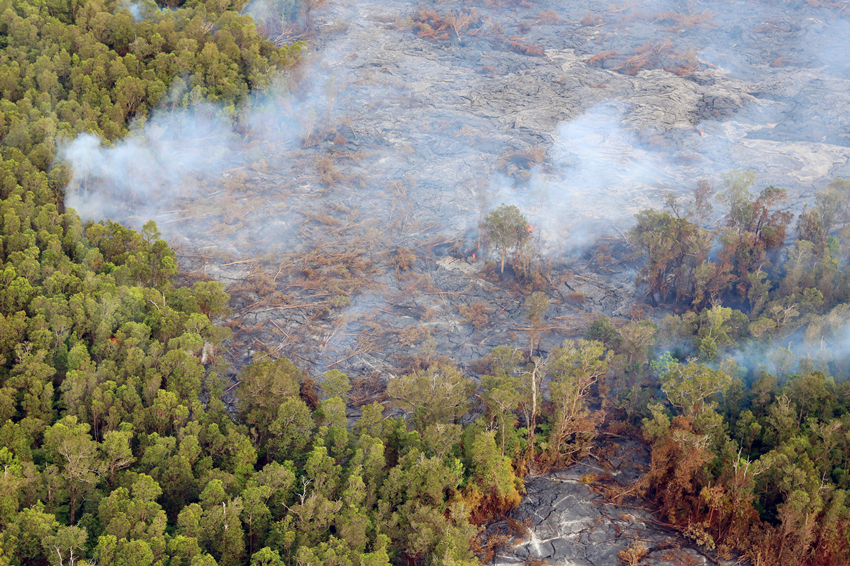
[62,0,850,383]
[182,0,850,382]
[61,1,850,563]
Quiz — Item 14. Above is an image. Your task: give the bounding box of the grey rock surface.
[313,0,850,230]
[488,441,737,565]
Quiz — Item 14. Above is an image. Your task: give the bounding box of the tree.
[546,340,608,465]
[42,525,88,566]
[378,450,467,563]
[7,347,56,429]
[100,426,134,485]
[42,416,102,525]
[466,429,522,517]
[5,502,59,566]
[480,373,520,457]
[654,354,733,417]
[316,395,349,461]
[586,314,622,350]
[191,281,232,320]
[638,403,721,533]
[241,485,272,557]
[351,434,386,508]
[97,474,167,562]
[795,206,828,257]
[483,204,530,273]
[386,363,474,431]
[268,397,314,463]
[815,177,850,235]
[254,460,296,510]
[524,291,549,356]
[283,468,343,550]
[519,355,546,460]
[0,447,25,529]
[251,547,283,566]
[320,369,350,401]
[716,170,758,235]
[198,479,245,566]
[694,305,735,362]
[629,208,711,305]
[238,354,305,452]
[138,432,197,517]
[715,173,793,298]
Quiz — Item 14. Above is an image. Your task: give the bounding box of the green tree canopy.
[484,204,530,273]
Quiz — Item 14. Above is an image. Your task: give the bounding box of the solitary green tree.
[484,204,530,273]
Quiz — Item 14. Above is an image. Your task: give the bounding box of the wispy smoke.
[58,0,850,256]
[61,105,236,223]
[483,104,669,253]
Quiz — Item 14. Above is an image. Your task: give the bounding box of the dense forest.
[2,0,850,565]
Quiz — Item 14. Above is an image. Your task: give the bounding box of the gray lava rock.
[488,440,741,565]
